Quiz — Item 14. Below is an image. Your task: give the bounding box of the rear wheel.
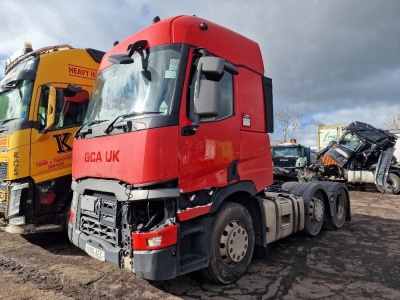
[304,189,325,236]
[376,173,400,194]
[332,188,348,228]
[202,202,254,284]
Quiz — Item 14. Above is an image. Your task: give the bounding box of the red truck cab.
[72,15,273,192]
[69,15,349,284]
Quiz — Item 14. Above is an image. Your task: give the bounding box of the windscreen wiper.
[75,119,110,138]
[1,117,24,123]
[86,119,110,126]
[0,117,24,125]
[104,111,161,134]
[0,82,17,92]
[0,118,24,132]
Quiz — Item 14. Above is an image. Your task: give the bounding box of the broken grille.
[0,162,8,180]
[99,199,119,227]
[87,192,120,228]
[80,215,121,245]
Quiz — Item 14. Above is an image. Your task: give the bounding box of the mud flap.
[375,148,395,192]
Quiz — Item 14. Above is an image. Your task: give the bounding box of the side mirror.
[194,80,220,118]
[193,57,224,119]
[108,54,134,65]
[64,84,83,97]
[45,86,56,131]
[198,56,225,74]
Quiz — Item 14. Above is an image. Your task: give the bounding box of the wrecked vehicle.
[298,121,400,194]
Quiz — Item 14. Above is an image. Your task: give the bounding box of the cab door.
[30,84,89,215]
[178,52,240,193]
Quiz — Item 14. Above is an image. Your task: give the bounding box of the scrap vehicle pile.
[295,121,400,194]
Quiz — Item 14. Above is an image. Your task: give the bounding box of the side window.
[58,91,89,129]
[188,56,234,122]
[38,86,89,131]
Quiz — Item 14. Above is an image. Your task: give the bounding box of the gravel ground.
[0,189,399,300]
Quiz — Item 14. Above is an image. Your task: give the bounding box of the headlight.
[8,182,29,217]
[147,236,163,247]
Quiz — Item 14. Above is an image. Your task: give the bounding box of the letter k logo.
[53,133,73,153]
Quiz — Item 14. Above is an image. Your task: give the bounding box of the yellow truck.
[0,43,104,233]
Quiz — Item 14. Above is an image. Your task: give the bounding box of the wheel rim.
[219,221,248,265]
[387,177,395,189]
[335,194,345,219]
[378,175,396,192]
[310,197,324,222]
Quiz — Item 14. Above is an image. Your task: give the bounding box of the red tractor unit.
[68,15,350,284]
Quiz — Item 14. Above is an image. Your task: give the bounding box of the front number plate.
[85,243,105,261]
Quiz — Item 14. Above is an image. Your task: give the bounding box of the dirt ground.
[0,189,399,300]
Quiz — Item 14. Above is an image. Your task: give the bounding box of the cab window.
[38,86,89,131]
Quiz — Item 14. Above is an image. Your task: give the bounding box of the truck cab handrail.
[5,44,73,75]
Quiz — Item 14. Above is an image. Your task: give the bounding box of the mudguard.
[281,181,331,231]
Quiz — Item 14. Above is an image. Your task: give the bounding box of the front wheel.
[376,173,400,194]
[202,202,255,284]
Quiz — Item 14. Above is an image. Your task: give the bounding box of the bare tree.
[274,104,305,142]
[384,106,400,129]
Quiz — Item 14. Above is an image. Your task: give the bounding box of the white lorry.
[318,125,346,151]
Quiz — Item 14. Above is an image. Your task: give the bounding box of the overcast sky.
[1,0,399,147]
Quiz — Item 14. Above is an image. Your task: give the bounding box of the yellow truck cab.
[0,43,104,233]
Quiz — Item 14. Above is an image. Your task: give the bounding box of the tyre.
[281,182,327,236]
[332,187,348,229]
[376,173,400,194]
[62,197,73,234]
[304,189,325,236]
[202,202,254,284]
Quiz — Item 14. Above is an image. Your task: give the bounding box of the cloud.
[1,0,398,148]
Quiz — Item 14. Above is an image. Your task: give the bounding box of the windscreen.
[272,146,300,158]
[338,132,363,151]
[0,57,38,125]
[0,79,33,123]
[85,44,182,123]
